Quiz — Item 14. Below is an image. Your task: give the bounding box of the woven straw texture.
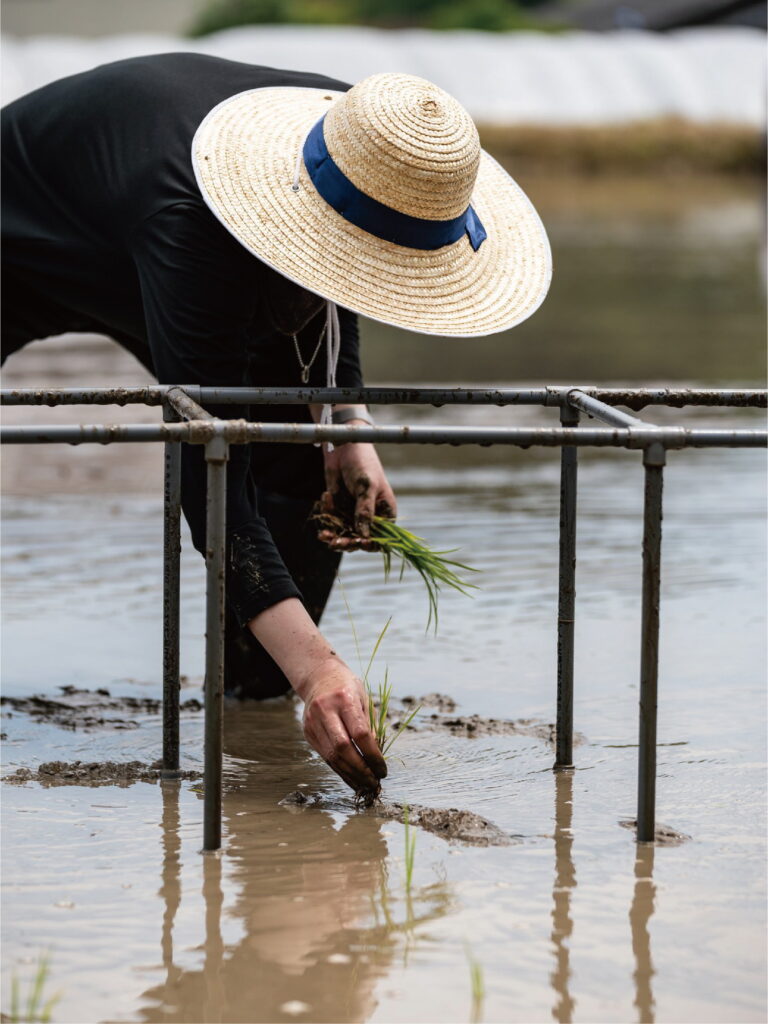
[192,73,551,337]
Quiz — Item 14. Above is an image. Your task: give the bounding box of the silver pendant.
[301,367,310,384]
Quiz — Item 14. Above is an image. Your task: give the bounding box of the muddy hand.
[319,441,397,551]
[301,661,388,794]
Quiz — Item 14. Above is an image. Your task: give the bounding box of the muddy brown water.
[2,176,766,1022]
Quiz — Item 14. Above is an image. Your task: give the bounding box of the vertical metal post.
[637,442,666,843]
[555,403,580,769]
[203,436,229,852]
[162,405,182,774]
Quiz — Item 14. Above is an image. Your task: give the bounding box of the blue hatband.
[301,117,487,252]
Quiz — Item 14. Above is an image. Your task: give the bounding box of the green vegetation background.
[189,0,557,36]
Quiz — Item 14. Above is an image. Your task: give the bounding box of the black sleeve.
[335,307,363,388]
[131,201,302,625]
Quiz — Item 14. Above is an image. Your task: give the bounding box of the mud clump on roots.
[355,781,382,808]
[4,760,201,787]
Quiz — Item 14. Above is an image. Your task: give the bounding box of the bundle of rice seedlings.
[314,508,478,630]
[370,517,478,631]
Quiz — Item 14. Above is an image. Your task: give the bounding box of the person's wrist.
[292,651,344,703]
[331,407,374,427]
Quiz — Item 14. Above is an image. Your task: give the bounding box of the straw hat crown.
[323,73,481,221]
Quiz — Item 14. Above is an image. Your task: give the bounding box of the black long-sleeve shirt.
[2,53,363,624]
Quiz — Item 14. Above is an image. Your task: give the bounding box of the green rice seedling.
[465,944,485,1024]
[370,516,478,631]
[7,953,60,1023]
[361,619,421,758]
[403,804,417,894]
[338,582,421,760]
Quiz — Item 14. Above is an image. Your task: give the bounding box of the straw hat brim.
[192,87,552,338]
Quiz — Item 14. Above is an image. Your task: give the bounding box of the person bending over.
[1,54,551,794]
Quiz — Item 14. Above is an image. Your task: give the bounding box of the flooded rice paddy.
[2,176,766,1022]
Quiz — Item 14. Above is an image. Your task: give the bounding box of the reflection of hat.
[192,72,551,338]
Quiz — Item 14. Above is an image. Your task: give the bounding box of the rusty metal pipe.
[555,404,580,770]
[161,403,182,775]
[193,386,766,409]
[566,390,653,429]
[0,386,167,406]
[637,443,666,843]
[202,437,229,851]
[2,422,766,448]
[4,386,765,409]
[166,386,215,422]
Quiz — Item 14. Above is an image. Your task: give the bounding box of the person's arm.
[248,598,386,791]
[132,202,385,791]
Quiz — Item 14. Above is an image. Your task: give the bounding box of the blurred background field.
[2,0,765,387]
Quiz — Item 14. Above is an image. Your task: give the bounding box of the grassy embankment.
[479,119,764,177]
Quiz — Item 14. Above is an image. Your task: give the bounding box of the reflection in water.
[140,708,454,1023]
[548,774,658,1024]
[159,782,182,995]
[630,846,656,1024]
[202,853,224,1024]
[550,770,576,1023]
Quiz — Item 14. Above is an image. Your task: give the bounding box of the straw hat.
[192,73,551,337]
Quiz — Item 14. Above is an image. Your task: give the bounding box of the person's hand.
[301,658,388,794]
[319,439,397,551]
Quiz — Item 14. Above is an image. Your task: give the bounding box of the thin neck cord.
[321,299,341,451]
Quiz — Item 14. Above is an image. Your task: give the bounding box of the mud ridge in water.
[1,685,202,731]
[619,819,692,846]
[280,790,520,846]
[393,693,585,745]
[4,760,201,787]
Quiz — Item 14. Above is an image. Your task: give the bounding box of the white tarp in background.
[1,25,764,126]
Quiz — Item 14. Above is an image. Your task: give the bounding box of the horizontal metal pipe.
[166,387,216,422]
[3,385,766,409]
[566,390,652,429]
[196,386,553,406]
[1,386,167,406]
[1,422,765,448]
[196,386,768,409]
[583,387,767,411]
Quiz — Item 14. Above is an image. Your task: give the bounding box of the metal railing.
[2,384,765,849]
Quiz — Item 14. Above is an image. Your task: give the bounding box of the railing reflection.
[630,846,656,1024]
[550,769,576,1024]
[159,780,182,991]
[142,709,454,1023]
